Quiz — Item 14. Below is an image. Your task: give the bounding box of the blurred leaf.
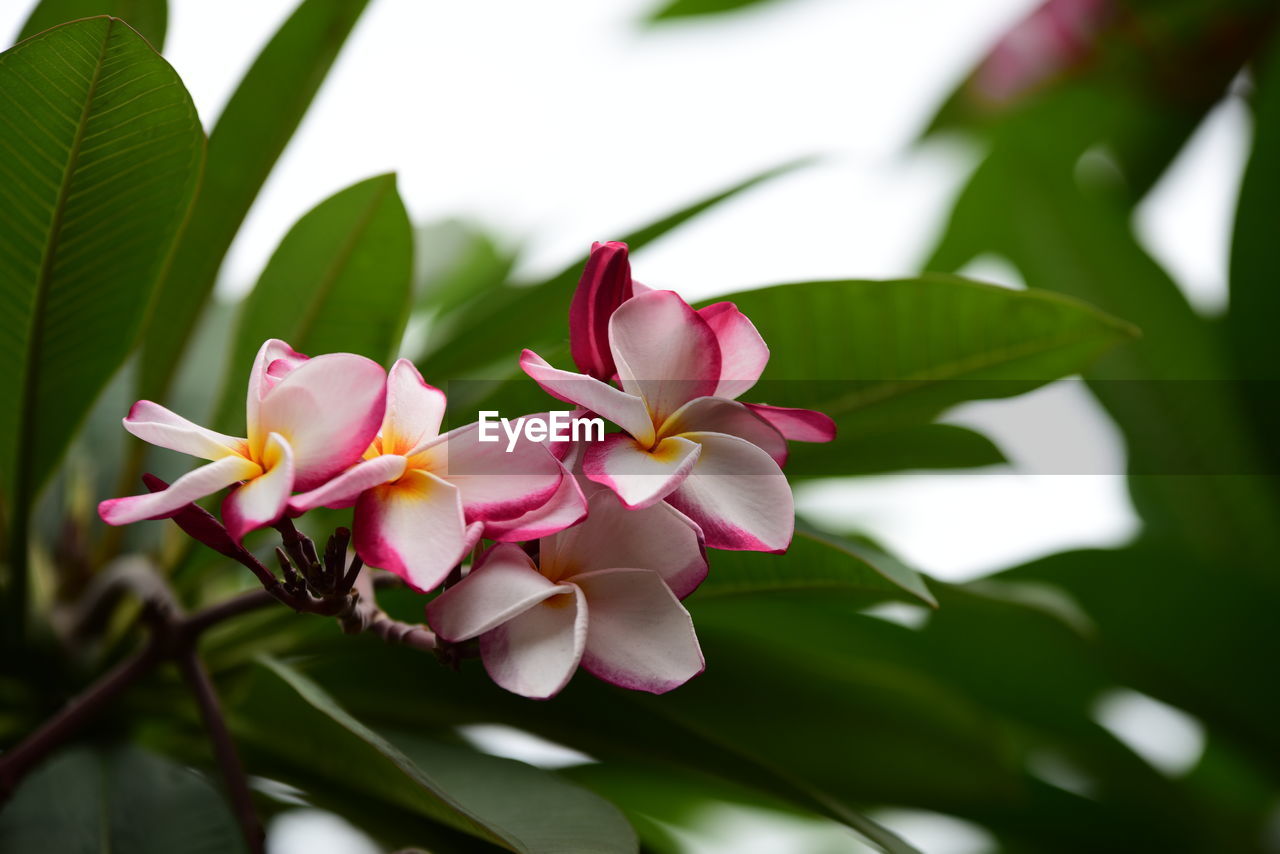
[712,277,1136,435]
[17,0,166,48]
[137,0,370,405]
[0,16,202,633]
[646,0,788,22]
[926,124,1280,570]
[210,173,413,432]
[235,656,638,854]
[415,219,517,317]
[785,422,1005,478]
[1004,543,1280,778]
[693,526,936,608]
[0,743,246,852]
[1228,43,1280,474]
[417,157,812,381]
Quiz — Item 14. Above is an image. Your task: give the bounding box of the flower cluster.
[100,242,834,698]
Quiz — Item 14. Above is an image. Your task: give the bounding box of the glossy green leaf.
[210,173,412,432]
[0,744,246,853]
[137,0,370,405]
[17,0,167,49]
[692,526,936,608]
[0,16,202,633]
[236,656,638,854]
[646,0,787,22]
[417,158,812,381]
[712,277,1135,435]
[784,422,1005,478]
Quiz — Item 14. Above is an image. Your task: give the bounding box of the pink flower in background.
[427,489,706,699]
[99,339,386,543]
[520,243,835,553]
[290,360,565,592]
[973,0,1111,105]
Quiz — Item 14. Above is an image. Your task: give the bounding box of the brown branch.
[178,648,265,854]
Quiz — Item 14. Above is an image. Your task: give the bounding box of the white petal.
[98,455,260,526]
[574,568,704,694]
[479,586,588,699]
[353,469,479,592]
[427,543,569,641]
[582,433,700,509]
[664,431,794,552]
[123,400,248,461]
[542,490,707,599]
[519,350,655,445]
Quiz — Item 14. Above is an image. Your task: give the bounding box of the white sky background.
[3,1,1244,850]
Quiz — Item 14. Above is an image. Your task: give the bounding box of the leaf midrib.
[289,175,394,349]
[14,19,114,510]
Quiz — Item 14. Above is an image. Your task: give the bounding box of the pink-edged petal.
[123,400,248,461]
[609,290,722,424]
[416,421,564,522]
[256,353,387,491]
[698,302,769,399]
[246,339,307,445]
[287,454,407,513]
[582,433,700,509]
[483,462,589,542]
[353,469,478,592]
[427,543,570,641]
[574,568,704,694]
[570,241,634,379]
[519,350,655,445]
[479,585,588,700]
[542,490,707,599]
[222,433,295,543]
[99,455,260,526]
[742,403,836,443]
[381,359,446,455]
[662,396,788,467]
[664,431,794,552]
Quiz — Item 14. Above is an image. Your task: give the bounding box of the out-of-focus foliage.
[1,0,1277,852]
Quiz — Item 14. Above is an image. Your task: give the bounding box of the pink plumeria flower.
[99,340,386,542]
[427,489,707,699]
[521,250,833,552]
[289,360,565,592]
[479,419,589,543]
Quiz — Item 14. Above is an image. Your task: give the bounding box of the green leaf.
[137,0,371,405]
[784,422,1005,478]
[237,656,638,854]
[646,0,786,22]
[709,277,1136,435]
[417,158,812,381]
[692,525,936,608]
[415,219,517,317]
[927,131,1280,570]
[0,16,202,633]
[210,173,413,432]
[1227,43,1280,473]
[0,743,246,853]
[17,0,167,50]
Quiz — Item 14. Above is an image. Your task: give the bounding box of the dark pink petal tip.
[570,241,634,379]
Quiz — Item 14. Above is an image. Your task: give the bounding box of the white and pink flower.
[427,489,707,699]
[520,242,834,553]
[99,339,386,543]
[289,360,566,592]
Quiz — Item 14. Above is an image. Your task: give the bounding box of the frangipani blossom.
[427,490,707,699]
[100,340,386,543]
[289,360,565,592]
[522,283,833,553]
